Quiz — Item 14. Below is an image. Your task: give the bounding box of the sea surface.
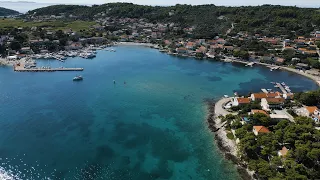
[0,46,317,179]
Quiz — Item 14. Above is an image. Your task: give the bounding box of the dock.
[14,65,84,72]
[276,83,288,94]
[267,66,281,71]
[245,62,255,67]
[261,89,269,93]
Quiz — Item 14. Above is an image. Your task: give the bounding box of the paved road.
[215,97,232,117]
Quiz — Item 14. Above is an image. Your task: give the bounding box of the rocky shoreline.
[205,99,254,180]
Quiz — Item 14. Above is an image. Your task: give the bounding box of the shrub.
[227,132,235,140]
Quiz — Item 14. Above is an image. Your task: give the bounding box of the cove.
[0,46,317,179]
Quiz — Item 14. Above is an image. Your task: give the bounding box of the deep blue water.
[0,46,317,179]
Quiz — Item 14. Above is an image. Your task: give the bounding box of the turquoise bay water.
[0,46,317,179]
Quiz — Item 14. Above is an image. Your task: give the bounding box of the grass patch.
[227,132,235,140]
[0,18,97,31]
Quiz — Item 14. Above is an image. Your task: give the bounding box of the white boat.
[73,75,83,81]
[224,95,229,98]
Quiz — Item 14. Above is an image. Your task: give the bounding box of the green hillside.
[0,7,19,16]
[25,3,320,37]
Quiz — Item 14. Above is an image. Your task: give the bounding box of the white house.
[261,98,285,111]
[232,97,251,106]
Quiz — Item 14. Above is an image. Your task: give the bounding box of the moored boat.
[73,75,83,81]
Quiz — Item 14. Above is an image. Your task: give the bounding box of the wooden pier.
[14,65,84,72]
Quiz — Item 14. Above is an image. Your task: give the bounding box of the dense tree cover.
[27,3,320,38]
[0,44,6,56]
[0,7,19,16]
[232,116,320,179]
[295,89,320,106]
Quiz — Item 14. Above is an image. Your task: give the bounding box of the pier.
[14,64,84,72]
[261,89,269,93]
[245,62,255,67]
[267,66,281,71]
[275,83,288,94]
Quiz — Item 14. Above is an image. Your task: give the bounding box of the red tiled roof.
[266,98,285,104]
[266,92,281,98]
[253,126,270,133]
[251,110,269,117]
[253,93,268,99]
[306,106,318,114]
[237,98,251,104]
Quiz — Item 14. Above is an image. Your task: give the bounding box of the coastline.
[229,59,320,87]
[2,42,320,89]
[116,42,157,48]
[205,98,254,180]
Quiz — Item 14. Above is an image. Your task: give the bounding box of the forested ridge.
[0,7,19,16]
[27,3,320,37]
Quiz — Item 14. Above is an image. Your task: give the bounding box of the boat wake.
[0,166,22,180]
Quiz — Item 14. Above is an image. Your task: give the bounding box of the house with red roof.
[253,126,270,136]
[261,98,285,111]
[232,97,251,106]
[186,42,195,50]
[251,92,281,101]
[176,47,188,54]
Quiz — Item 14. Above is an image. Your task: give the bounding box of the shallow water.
[0,46,317,179]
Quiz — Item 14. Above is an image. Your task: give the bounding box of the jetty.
[14,64,84,72]
[267,66,280,71]
[275,83,288,94]
[245,62,255,67]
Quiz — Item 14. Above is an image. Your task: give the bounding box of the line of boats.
[31,47,116,62]
[31,50,97,61]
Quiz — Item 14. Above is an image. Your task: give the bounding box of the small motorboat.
[73,75,83,81]
[224,95,229,98]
